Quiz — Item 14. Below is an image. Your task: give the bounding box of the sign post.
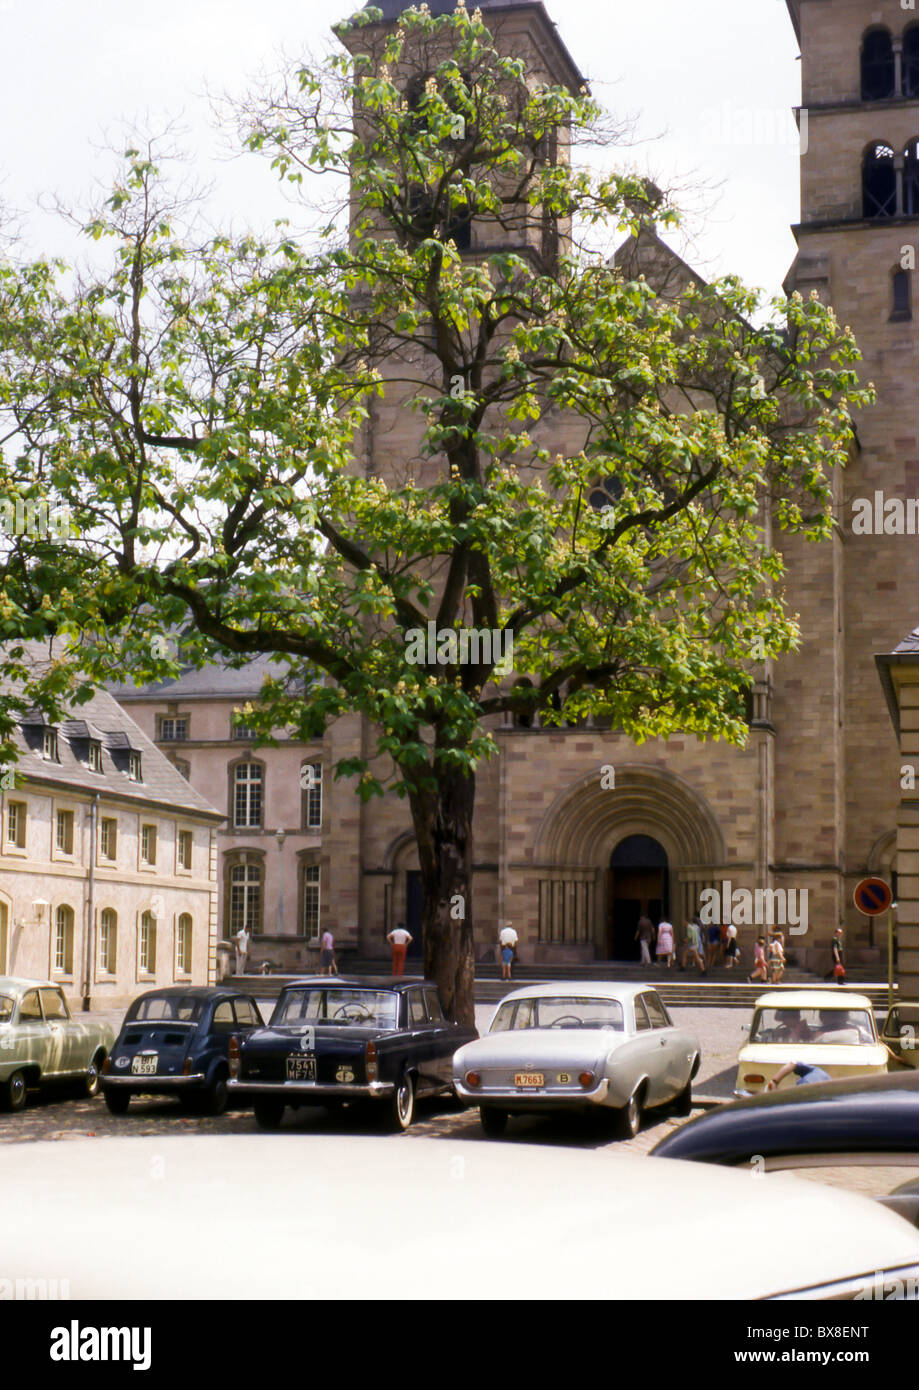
[853,878,894,1010]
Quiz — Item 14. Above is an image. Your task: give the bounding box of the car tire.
[615,1088,642,1140]
[386,1072,415,1132]
[7,1069,28,1113]
[104,1089,130,1116]
[254,1098,285,1130]
[480,1106,509,1139]
[201,1072,229,1118]
[84,1055,103,1099]
[672,1075,693,1118]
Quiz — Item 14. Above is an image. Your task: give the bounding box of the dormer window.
[42,728,59,762]
[88,740,103,773]
[128,751,142,782]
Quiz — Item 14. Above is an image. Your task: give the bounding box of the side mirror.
[741,1023,750,1033]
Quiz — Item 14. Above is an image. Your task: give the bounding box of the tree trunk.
[408,761,476,1026]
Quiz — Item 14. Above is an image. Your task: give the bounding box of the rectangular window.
[306,763,322,830]
[53,906,74,975]
[178,829,193,871]
[232,712,257,740]
[175,914,192,974]
[6,800,26,849]
[233,764,263,829]
[303,864,320,938]
[88,741,103,773]
[99,909,117,974]
[140,823,157,866]
[139,913,157,974]
[158,716,188,741]
[100,817,117,860]
[43,728,59,761]
[230,863,261,934]
[128,751,142,781]
[55,809,74,855]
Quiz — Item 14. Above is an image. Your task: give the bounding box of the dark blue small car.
[101,987,264,1117]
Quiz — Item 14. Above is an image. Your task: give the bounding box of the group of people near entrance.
[635,915,741,973]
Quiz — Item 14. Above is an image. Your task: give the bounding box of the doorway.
[607,835,669,960]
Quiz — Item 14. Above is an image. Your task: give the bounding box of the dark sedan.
[101,987,264,1117]
[229,976,477,1131]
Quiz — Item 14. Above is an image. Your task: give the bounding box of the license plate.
[514,1072,544,1088]
[286,1054,316,1081]
[132,1054,158,1075]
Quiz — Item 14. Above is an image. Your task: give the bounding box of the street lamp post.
[276,828,286,937]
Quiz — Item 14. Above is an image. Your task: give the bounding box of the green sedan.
[0,977,115,1111]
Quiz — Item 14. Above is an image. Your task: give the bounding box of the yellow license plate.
[514,1072,544,1088]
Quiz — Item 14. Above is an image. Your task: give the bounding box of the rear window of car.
[0,996,12,1024]
[271,988,399,1029]
[490,997,624,1032]
[127,994,205,1023]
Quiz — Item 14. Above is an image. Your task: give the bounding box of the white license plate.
[287,1054,316,1081]
[132,1054,158,1075]
[514,1072,544,1088]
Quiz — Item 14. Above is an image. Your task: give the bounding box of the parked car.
[229,976,477,1131]
[452,982,701,1138]
[734,989,890,1097]
[8,1132,919,1300]
[101,987,264,1116]
[882,1002,919,1070]
[0,976,114,1111]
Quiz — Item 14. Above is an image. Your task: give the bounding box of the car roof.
[0,977,57,994]
[131,986,239,999]
[497,982,657,1004]
[277,976,432,992]
[752,990,874,1009]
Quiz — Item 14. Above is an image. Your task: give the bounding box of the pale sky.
[1,0,802,295]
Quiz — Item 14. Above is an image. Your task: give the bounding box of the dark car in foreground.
[229,976,477,1131]
[101,987,264,1116]
[650,1072,919,1236]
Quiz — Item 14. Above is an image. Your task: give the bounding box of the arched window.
[863,142,896,218]
[175,913,192,975]
[905,26,919,97]
[229,861,263,936]
[892,267,912,320]
[99,908,117,974]
[139,910,157,974]
[231,761,263,829]
[904,138,919,214]
[53,904,74,975]
[512,677,536,729]
[861,28,895,101]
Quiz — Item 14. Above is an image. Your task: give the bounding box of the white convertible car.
[453,982,701,1138]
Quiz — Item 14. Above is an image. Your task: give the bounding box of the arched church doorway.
[608,835,669,960]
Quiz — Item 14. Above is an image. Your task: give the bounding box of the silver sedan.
[453,982,701,1139]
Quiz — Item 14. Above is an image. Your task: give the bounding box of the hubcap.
[10,1074,24,1103]
[398,1081,411,1123]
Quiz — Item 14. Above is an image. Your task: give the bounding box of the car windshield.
[749,1007,876,1044]
[127,994,205,1024]
[271,988,399,1029]
[0,995,12,1024]
[490,997,624,1032]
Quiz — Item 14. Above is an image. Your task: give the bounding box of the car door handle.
[660,1038,666,1046]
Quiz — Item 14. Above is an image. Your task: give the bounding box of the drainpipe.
[81,793,100,1010]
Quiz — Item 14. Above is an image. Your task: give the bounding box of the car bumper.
[228,1079,395,1100]
[454,1077,610,1108]
[102,1074,207,1089]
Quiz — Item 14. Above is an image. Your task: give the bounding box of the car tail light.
[102,1057,111,1075]
[366,1040,378,1082]
[228,1035,240,1080]
[744,1074,766,1086]
[183,1057,193,1076]
[578,1072,595,1089]
[465,1070,481,1088]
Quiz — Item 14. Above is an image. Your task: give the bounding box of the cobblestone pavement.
[1,1003,914,1202]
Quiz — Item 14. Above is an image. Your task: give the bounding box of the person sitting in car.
[775,1009,812,1044]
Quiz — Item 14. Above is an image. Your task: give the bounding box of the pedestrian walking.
[748,936,768,983]
[319,928,338,976]
[233,923,251,976]
[767,931,786,983]
[498,921,518,980]
[635,914,655,966]
[681,918,706,974]
[655,919,674,968]
[825,927,846,985]
[723,921,739,969]
[705,919,723,971]
[387,922,413,976]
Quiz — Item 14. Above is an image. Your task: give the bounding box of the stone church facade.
[115,1,919,998]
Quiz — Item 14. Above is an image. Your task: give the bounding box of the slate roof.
[1,644,223,820]
[110,650,308,703]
